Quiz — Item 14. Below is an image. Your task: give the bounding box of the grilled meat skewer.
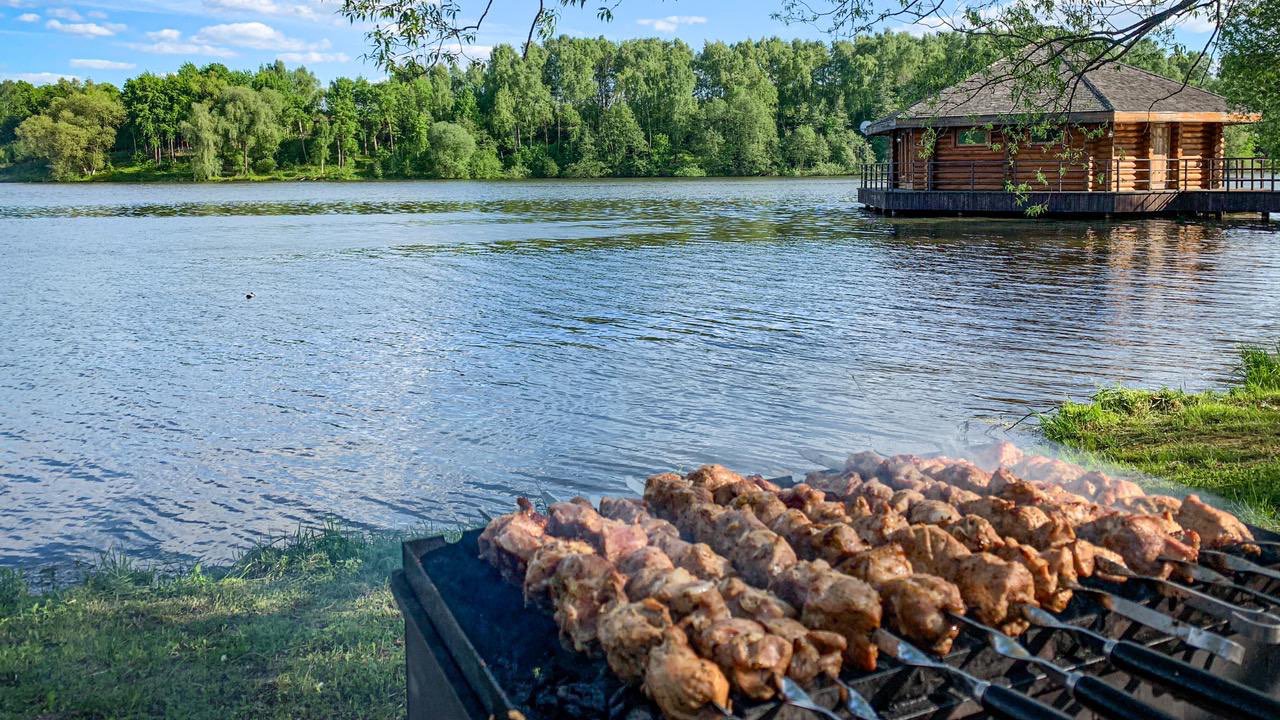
[873,630,1073,720]
[949,612,1177,720]
[1022,605,1280,720]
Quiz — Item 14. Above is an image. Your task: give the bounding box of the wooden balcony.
[858,158,1280,217]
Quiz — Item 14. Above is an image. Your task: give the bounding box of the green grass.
[0,525,409,720]
[1040,343,1280,529]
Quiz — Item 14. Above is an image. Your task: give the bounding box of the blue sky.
[0,0,1216,85]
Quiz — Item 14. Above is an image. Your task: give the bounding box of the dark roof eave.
[864,111,1116,135]
[862,109,1255,135]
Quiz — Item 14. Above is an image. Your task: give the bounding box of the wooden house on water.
[858,60,1277,217]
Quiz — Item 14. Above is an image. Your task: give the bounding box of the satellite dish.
[859,121,871,134]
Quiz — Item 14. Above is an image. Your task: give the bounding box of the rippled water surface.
[2,178,1279,567]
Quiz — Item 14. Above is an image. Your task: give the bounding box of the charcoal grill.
[392,523,1280,720]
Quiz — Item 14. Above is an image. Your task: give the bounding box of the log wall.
[890,124,1112,191]
[888,120,1230,191]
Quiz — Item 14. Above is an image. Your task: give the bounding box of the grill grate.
[394,526,1280,720]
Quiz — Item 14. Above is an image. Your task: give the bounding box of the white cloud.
[146,28,182,41]
[192,21,321,51]
[87,10,107,19]
[437,42,492,61]
[1,71,80,84]
[16,11,37,21]
[128,28,236,56]
[203,0,324,22]
[47,7,82,21]
[1174,11,1216,34]
[46,19,125,36]
[636,15,707,33]
[277,50,350,63]
[70,58,137,70]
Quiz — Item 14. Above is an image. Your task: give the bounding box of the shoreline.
[1040,343,1280,529]
[0,163,863,185]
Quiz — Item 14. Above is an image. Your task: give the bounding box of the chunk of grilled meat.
[768,509,866,565]
[944,514,1005,553]
[664,579,734,623]
[837,544,913,586]
[687,464,747,493]
[548,500,649,561]
[1176,494,1257,552]
[958,496,1076,548]
[599,496,650,524]
[645,627,732,720]
[524,538,596,606]
[761,617,846,685]
[908,499,961,526]
[550,553,627,652]
[477,497,548,584]
[778,484,850,523]
[654,534,733,580]
[599,598,674,683]
[891,524,1035,635]
[889,524,972,577]
[847,504,910,545]
[1114,494,1183,517]
[728,490,790,526]
[878,574,964,654]
[1079,512,1199,578]
[719,576,797,621]
[626,566,700,607]
[951,553,1036,635]
[687,616,793,700]
[994,539,1072,613]
[768,560,881,671]
[617,546,676,577]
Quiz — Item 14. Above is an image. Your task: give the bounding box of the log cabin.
[858,60,1276,217]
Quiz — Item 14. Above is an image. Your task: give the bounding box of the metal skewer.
[1022,605,1280,720]
[874,629,1073,720]
[949,612,1177,720]
[1165,556,1280,607]
[829,678,880,720]
[1069,584,1245,664]
[1097,558,1280,643]
[778,677,856,720]
[1201,548,1280,583]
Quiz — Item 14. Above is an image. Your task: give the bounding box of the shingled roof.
[864,59,1238,135]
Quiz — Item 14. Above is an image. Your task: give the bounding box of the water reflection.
[1,179,1278,570]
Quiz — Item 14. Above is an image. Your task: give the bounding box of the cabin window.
[956,128,989,146]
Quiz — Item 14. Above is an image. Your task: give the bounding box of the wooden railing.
[860,157,1280,192]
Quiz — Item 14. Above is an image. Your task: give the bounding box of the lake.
[2,178,1278,569]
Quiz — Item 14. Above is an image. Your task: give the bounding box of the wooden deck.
[858,188,1280,216]
[857,157,1280,217]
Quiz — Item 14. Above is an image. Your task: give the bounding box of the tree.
[596,102,647,175]
[338,0,619,71]
[783,124,826,172]
[16,84,124,180]
[123,73,167,161]
[212,86,281,176]
[312,115,335,173]
[775,0,1242,122]
[427,121,475,177]
[181,103,221,180]
[1220,0,1280,156]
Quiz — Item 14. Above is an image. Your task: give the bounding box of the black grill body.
[392,528,1280,720]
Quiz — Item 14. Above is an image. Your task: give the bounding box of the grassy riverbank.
[0,527,406,720]
[1041,344,1280,528]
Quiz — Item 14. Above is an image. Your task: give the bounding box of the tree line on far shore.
[0,33,1265,182]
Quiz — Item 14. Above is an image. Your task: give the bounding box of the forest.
[0,32,1264,182]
